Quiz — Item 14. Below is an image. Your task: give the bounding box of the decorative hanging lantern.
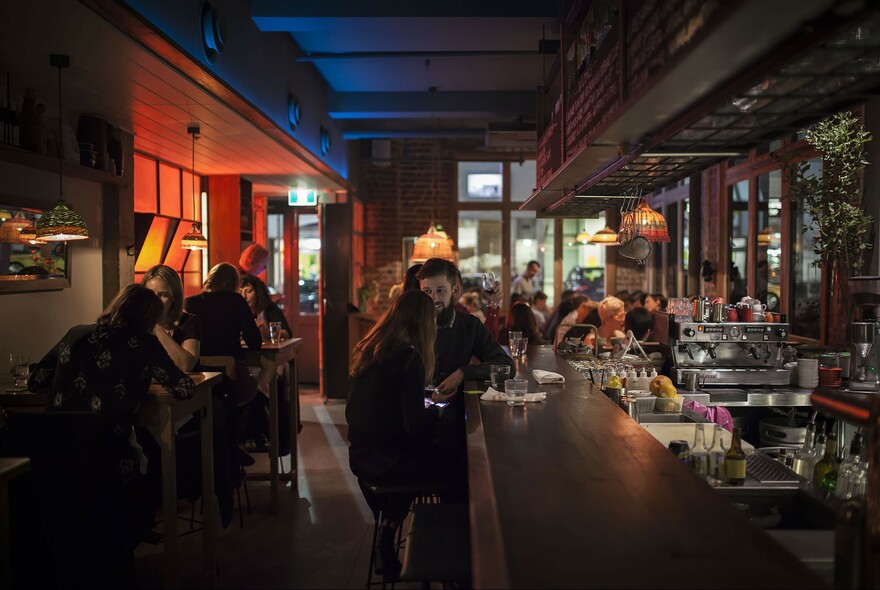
[411,223,454,263]
[576,229,591,245]
[588,226,619,245]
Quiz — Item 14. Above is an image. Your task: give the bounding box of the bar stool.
[357,479,440,589]
[399,503,471,587]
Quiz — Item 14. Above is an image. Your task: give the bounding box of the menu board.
[565,34,621,157]
[536,98,563,188]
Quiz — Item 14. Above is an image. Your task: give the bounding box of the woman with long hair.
[240,273,291,341]
[498,301,546,345]
[346,289,439,579]
[142,264,200,371]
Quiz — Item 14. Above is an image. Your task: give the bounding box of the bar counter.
[465,345,822,589]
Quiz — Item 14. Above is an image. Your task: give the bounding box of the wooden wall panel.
[208,175,242,270]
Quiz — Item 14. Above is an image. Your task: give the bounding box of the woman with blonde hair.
[596,296,627,341]
[346,289,440,579]
[142,264,200,371]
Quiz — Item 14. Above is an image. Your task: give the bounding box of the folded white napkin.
[532,369,565,384]
[480,387,547,402]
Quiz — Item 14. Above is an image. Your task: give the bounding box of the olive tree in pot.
[785,111,873,344]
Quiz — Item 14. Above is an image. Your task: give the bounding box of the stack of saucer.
[797,358,819,389]
[818,366,842,388]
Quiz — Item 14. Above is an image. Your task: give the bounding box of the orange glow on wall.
[159,163,182,218]
[134,154,158,214]
[134,216,175,273]
[182,171,201,221]
[164,222,193,271]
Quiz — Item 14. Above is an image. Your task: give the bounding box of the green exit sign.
[288,189,318,206]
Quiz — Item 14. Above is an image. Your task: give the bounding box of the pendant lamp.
[588,226,619,245]
[0,209,12,222]
[20,223,47,245]
[410,223,454,263]
[181,124,208,251]
[576,228,591,245]
[618,199,669,244]
[36,54,89,242]
[0,212,32,243]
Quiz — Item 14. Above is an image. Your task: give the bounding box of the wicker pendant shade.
[0,214,32,243]
[20,224,47,245]
[411,223,454,263]
[0,209,12,222]
[618,199,669,243]
[588,226,619,245]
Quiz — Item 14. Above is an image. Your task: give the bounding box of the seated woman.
[27,284,195,574]
[625,306,655,341]
[184,262,262,406]
[346,290,442,579]
[240,273,291,341]
[585,296,627,348]
[499,301,547,345]
[553,295,592,348]
[142,264,200,371]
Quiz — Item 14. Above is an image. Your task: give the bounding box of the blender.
[848,277,880,391]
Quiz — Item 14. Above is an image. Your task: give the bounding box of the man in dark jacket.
[417,258,514,403]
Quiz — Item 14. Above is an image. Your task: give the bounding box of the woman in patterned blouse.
[28,283,195,478]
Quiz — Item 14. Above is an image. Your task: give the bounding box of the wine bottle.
[813,426,838,487]
[707,424,726,485]
[724,427,747,486]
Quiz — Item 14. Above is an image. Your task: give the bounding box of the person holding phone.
[346,290,442,579]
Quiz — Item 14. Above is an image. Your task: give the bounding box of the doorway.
[267,205,321,383]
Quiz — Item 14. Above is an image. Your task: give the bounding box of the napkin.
[480,387,547,403]
[532,369,565,384]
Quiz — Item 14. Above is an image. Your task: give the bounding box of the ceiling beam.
[298,49,548,61]
[328,91,535,119]
[251,0,561,23]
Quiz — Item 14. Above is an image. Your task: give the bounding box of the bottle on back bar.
[707,424,726,485]
[724,427,747,486]
[792,422,817,478]
[691,424,708,477]
[813,426,838,487]
[837,430,864,500]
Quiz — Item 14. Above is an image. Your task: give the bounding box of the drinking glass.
[490,365,511,390]
[518,337,529,358]
[504,378,528,407]
[508,331,523,356]
[269,322,282,344]
[9,353,29,391]
[481,271,498,294]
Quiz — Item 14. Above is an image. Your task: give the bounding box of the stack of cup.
[797,357,819,389]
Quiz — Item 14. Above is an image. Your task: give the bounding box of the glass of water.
[508,331,523,357]
[490,364,511,390]
[9,353,29,391]
[504,378,528,407]
[269,322,282,344]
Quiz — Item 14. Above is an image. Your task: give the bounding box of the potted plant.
[784,111,873,343]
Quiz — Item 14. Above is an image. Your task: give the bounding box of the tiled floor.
[134,387,389,589]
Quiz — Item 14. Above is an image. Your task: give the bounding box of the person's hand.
[435,369,464,396]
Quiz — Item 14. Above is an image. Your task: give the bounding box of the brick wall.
[357,138,481,314]
[614,257,649,295]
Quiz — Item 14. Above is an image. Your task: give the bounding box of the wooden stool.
[399,503,471,586]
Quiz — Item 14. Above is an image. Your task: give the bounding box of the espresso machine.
[654,311,791,386]
[849,276,880,391]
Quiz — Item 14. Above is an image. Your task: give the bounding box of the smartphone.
[424,398,449,409]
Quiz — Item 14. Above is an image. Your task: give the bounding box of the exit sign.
[288,189,318,206]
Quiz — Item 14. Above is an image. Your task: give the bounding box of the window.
[510,160,537,203]
[458,162,503,202]
[561,217,607,300]
[789,159,822,340]
[756,170,782,312]
[510,212,554,303]
[728,179,749,303]
[458,211,502,291]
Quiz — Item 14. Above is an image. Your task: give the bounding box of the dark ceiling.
[251,0,562,148]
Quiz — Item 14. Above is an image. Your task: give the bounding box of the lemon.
[607,376,622,389]
[650,375,677,398]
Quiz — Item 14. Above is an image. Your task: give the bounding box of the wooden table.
[0,457,30,588]
[464,345,822,589]
[138,371,221,588]
[245,337,303,512]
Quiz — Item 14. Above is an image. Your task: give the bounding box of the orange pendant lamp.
[619,199,670,243]
[588,226,619,245]
[410,223,454,263]
[181,124,208,251]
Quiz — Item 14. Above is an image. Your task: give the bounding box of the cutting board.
[641,423,754,451]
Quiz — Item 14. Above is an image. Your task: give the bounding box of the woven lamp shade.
[181,222,208,250]
[19,224,47,245]
[0,215,32,243]
[0,209,12,222]
[36,199,89,241]
[411,224,454,263]
[588,226,619,245]
[619,199,669,243]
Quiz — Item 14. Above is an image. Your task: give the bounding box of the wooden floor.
[134,387,420,589]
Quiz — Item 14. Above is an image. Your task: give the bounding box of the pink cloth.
[683,400,734,432]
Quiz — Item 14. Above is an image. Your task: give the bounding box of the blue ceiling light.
[320,126,331,155]
[288,93,302,131]
[200,1,227,64]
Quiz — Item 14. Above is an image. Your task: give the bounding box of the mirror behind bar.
[0,205,71,292]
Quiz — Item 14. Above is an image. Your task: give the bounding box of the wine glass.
[481,271,497,294]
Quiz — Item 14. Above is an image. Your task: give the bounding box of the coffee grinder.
[848,277,880,391]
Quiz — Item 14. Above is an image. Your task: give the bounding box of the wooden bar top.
[465,345,823,589]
